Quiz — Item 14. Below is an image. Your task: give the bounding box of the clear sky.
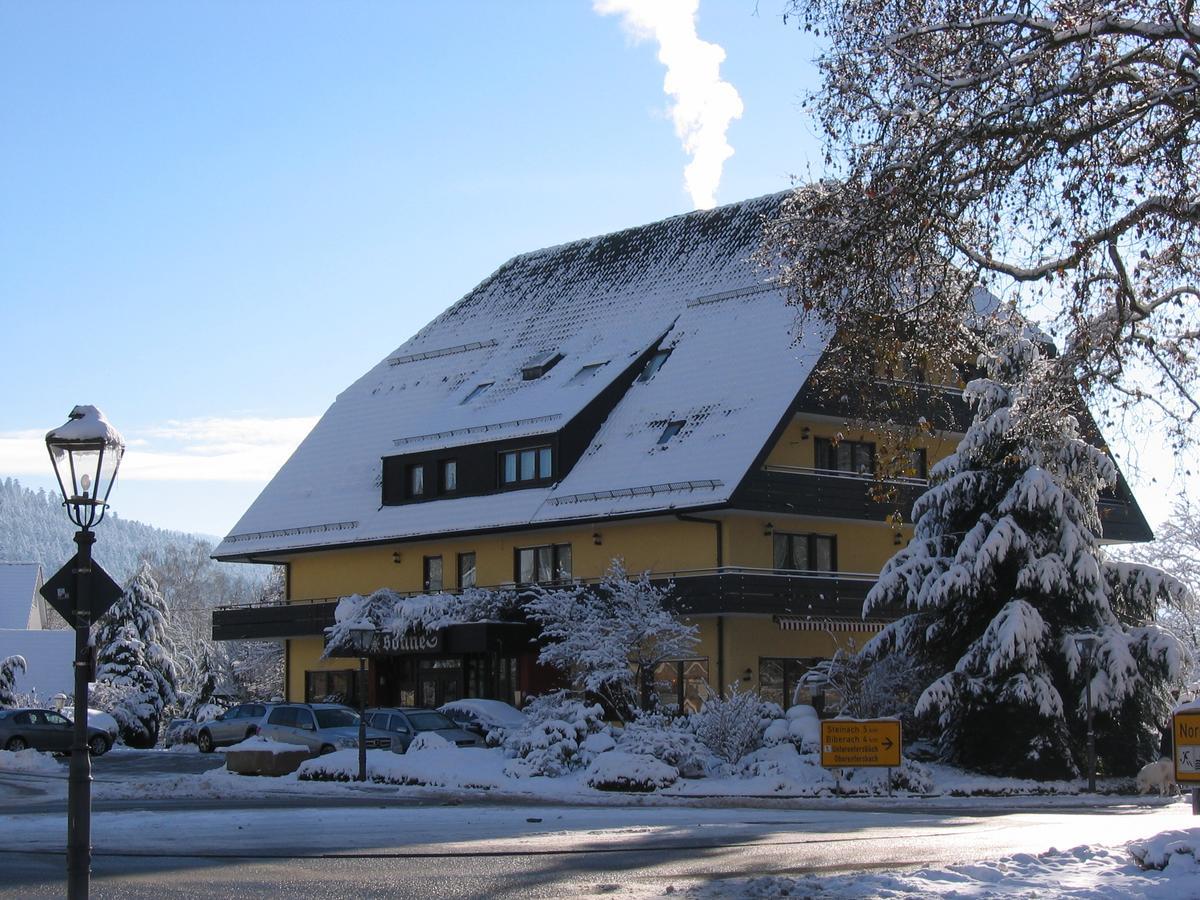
[0,1,1192,538]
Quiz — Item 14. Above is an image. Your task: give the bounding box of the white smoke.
[595,0,744,209]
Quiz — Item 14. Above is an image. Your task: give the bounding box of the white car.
[439,699,527,743]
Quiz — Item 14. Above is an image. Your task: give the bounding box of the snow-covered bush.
[526,561,698,721]
[502,692,609,777]
[585,751,678,792]
[691,684,767,764]
[863,333,1189,778]
[0,655,27,707]
[762,705,821,754]
[408,732,449,753]
[616,713,715,777]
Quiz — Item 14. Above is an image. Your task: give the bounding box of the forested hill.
[0,477,259,590]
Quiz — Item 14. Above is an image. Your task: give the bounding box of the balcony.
[211,566,887,642]
[734,465,926,522]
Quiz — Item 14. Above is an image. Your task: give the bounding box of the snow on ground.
[220,735,309,754]
[682,837,1200,898]
[0,748,63,775]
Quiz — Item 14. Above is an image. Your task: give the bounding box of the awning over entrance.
[774,615,886,633]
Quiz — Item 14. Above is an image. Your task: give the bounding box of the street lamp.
[347,622,375,783]
[1074,633,1099,793]
[46,405,124,900]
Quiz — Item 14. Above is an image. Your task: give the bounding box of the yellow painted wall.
[287,635,351,702]
[764,415,959,472]
[723,512,907,575]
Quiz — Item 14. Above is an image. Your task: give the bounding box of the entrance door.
[418,658,463,708]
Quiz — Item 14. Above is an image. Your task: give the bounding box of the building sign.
[1174,710,1200,783]
[372,630,443,655]
[820,718,902,768]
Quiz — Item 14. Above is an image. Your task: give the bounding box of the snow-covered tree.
[691,683,765,765]
[767,0,1200,440]
[864,334,1189,777]
[95,563,179,746]
[526,561,698,720]
[0,655,26,708]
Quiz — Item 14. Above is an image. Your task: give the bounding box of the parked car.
[257,703,398,755]
[366,707,486,751]
[196,702,275,753]
[0,708,112,756]
[439,699,527,743]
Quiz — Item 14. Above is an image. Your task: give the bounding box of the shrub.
[585,751,678,792]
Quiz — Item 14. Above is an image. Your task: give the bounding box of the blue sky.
[0,2,1190,537]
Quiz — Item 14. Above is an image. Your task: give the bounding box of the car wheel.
[5,736,28,752]
[197,730,214,753]
[244,727,258,741]
[88,735,111,756]
[319,744,336,755]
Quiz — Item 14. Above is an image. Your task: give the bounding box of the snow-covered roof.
[216,193,827,560]
[0,563,43,630]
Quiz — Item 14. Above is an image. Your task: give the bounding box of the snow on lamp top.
[45,405,125,530]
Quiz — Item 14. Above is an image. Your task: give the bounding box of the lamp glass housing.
[46,409,125,530]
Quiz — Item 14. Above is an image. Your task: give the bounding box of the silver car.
[257,703,398,755]
[366,707,486,751]
[0,708,112,756]
[196,702,274,753]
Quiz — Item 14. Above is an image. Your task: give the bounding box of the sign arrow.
[881,737,894,750]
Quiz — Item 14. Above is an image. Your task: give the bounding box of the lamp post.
[347,623,375,782]
[45,405,124,900]
[1074,634,1099,793]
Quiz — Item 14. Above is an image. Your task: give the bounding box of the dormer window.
[407,464,425,497]
[521,351,563,380]
[569,361,608,384]
[500,446,553,485]
[461,382,493,404]
[638,349,672,382]
[657,420,685,445]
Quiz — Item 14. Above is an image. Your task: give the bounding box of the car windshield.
[314,709,359,729]
[408,712,455,731]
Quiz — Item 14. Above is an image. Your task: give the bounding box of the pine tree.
[863,332,1188,778]
[95,563,179,746]
[0,655,26,707]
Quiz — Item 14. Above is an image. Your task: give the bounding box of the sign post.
[1173,709,1200,814]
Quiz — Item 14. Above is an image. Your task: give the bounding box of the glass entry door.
[418,658,463,708]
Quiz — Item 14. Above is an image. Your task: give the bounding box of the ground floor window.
[305,669,361,706]
[652,658,709,714]
[759,657,826,712]
[373,653,522,709]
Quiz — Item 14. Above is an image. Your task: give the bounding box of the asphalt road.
[0,750,1190,898]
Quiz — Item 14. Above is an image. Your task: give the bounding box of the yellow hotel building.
[212,194,1150,713]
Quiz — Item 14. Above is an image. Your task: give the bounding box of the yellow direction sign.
[820,718,902,768]
[1173,710,1200,784]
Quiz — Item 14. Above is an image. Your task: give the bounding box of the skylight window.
[461,382,493,404]
[638,349,672,382]
[521,351,564,381]
[569,361,608,384]
[657,420,685,445]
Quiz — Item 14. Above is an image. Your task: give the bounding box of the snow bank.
[297,746,511,790]
[1130,829,1200,870]
[0,748,64,775]
[584,751,678,792]
[220,736,310,755]
[684,841,1200,898]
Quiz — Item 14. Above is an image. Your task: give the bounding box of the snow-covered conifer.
[526,561,698,720]
[94,563,179,746]
[864,333,1189,777]
[0,655,27,707]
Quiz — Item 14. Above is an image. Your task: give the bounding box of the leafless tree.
[764,0,1199,445]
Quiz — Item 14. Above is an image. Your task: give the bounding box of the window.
[440,459,458,492]
[461,382,493,404]
[569,361,608,383]
[814,437,875,475]
[516,543,572,584]
[457,551,477,589]
[424,555,444,592]
[303,670,358,704]
[773,532,836,573]
[653,659,709,714]
[759,657,826,711]
[407,463,425,497]
[637,349,672,382]
[521,351,563,380]
[657,419,685,445]
[906,448,927,480]
[499,446,553,485]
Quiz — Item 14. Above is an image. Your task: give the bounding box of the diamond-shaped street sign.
[40,554,124,624]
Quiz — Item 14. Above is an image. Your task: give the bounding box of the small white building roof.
[215,193,826,560]
[0,562,44,630]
